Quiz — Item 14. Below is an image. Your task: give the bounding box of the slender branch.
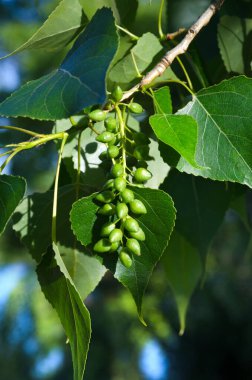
[121,0,224,101]
[166,28,187,40]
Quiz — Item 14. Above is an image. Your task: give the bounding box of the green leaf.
[115,188,176,323]
[177,76,252,188]
[153,86,173,114]
[150,114,198,168]
[161,170,230,258]
[70,193,100,247]
[114,0,138,27]
[81,0,138,27]
[163,229,202,335]
[80,0,119,19]
[62,245,106,300]
[0,0,87,59]
[0,175,26,235]
[37,243,91,380]
[218,16,252,74]
[0,8,118,120]
[70,188,176,323]
[109,32,176,88]
[151,85,199,168]
[13,185,87,262]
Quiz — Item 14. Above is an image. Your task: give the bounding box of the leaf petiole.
[52,132,68,244]
[0,125,44,137]
[158,0,165,39]
[116,24,139,40]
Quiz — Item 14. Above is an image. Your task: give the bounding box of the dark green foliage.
[0,1,251,380]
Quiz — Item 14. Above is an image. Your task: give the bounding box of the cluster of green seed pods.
[87,87,152,268]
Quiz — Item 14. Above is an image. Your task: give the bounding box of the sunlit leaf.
[70,188,176,323]
[115,187,176,323]
[62,245,107,300]
[177,76,252,188]
[109,32,176,88]
[150,114,198,167]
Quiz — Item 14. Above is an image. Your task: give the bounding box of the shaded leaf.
[0,0,87,59]
[218,16,252,74]
[80,0,119,20]
[13,184,87,262]
[163,229,202,335]
[0,175,26,235]
[37,243,91,380]
[0,8,118,120]
[81,0,138,27]
[161,170,230,258]
[177,76,252,188]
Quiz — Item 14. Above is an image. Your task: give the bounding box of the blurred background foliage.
[1,0,252,379]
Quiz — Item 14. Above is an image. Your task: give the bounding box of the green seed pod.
[111,163,124,178]
[105,117,117,132]
[119,249,133,268]
[98,203,116,216]
[116,203,128,219]
[96,131,115,143]
[129,227,145,241]
[120,188,134,203]
[114,177,126,192]
[94,238,111,253]
[107,136,117,146]
[133,168,152,183]
[88,109,106,122]
[112,85,123,102]
[129,199,147,215]
[108,145,119,159]
[132,132,150,145]
[137,160,148,169]
[99,150,108,161]
[126,238,141,256]
[103,179,115,190]
[124,217,139,232]
[101,222,116,237]
[110,241,120,252]
[133,145,150,160]
[128,102,143,114]
[95,190,115,203]
[109,228,123,243]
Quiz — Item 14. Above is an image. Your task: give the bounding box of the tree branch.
[121,0,224,101]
